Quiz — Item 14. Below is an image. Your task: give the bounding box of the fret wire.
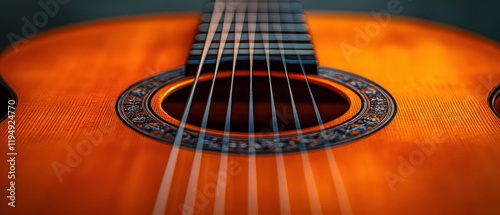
[196,33,311,41]
[203,2,303,13]
[188,54,318,62]
[190,49,314,55]
[199,30,308,34]
[202,12,304,16]
[199,23,308,32]
[202,12,305,16]
[202,13,305,23]
[192,42,313,49]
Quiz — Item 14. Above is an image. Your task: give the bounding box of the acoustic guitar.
[1,0,500,214]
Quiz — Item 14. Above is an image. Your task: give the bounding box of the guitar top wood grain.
[0,13,499,214]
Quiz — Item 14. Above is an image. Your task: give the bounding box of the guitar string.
[182,0,237,213]
[246,1,259,215]
[283,0,353,214]
[213,0,248,214]
[258,1,292,214]
[269,0,323,214]
[151,1,226,214]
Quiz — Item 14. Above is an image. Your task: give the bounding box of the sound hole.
[161,72,350,133]
[495,98,500,115]
[493,87,500,118]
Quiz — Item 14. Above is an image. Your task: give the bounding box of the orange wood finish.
[1,13,500,214]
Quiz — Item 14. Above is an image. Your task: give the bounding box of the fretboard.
[185,1,317,75]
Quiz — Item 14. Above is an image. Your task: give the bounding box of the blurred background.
[0,0,499,52]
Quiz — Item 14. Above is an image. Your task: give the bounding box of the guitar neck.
[185,1,318,75]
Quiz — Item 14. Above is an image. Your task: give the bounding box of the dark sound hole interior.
[494,93,500,117]
[162,75,350,133]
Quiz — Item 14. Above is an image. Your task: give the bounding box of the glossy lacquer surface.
[0,13,499,214]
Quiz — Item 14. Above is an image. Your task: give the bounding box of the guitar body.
[1,13,499,214]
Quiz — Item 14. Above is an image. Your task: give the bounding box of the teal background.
[1,0,499,51]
